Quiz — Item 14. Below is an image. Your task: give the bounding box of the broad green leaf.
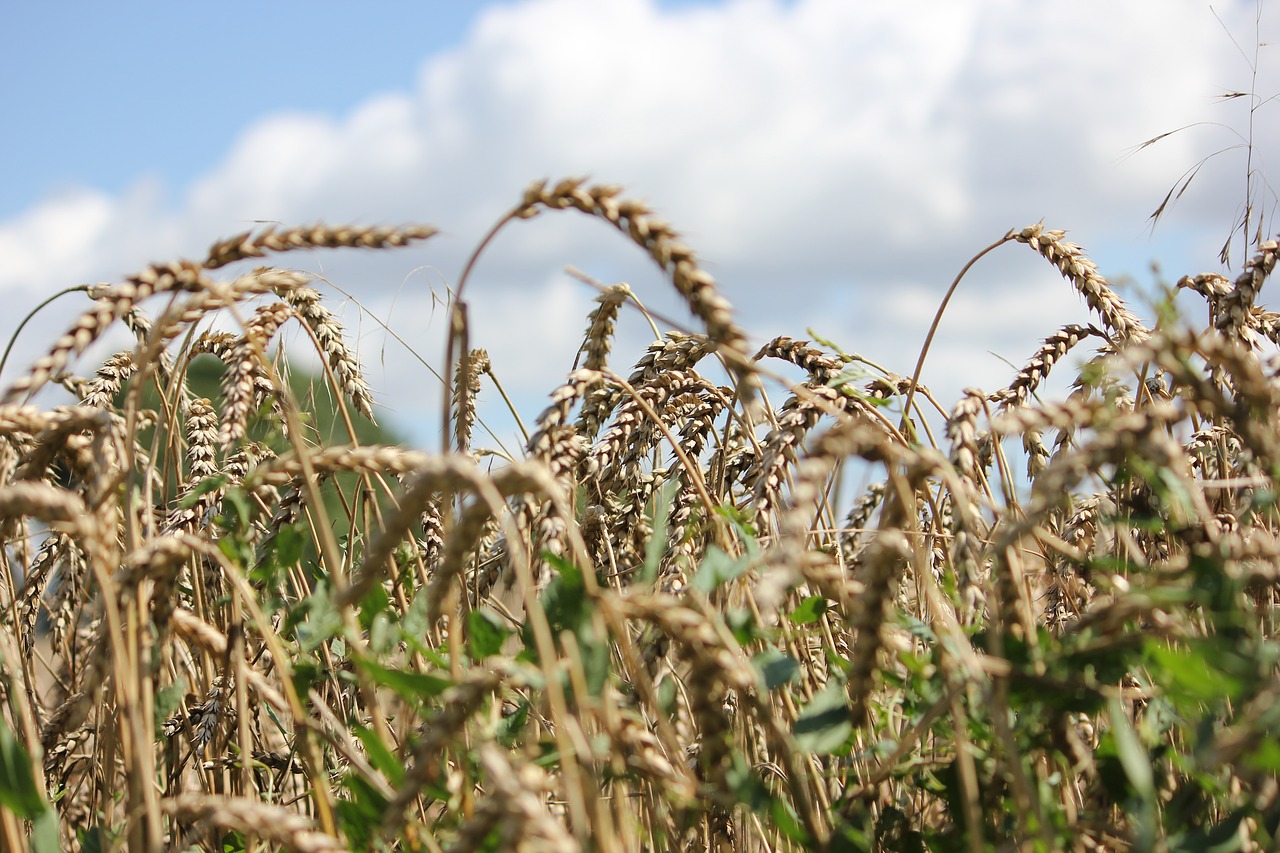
[691,546,751,594]
[270,523,305,568]
[1245,739,1280,773]
[153,678,188,737]
[353,657,451,704]
[788,595,829,625]
[218,488,252,532]
[713,504,760,548]
[468,608,511,661]
[540,552,587,636]
[178,475,227,510]
[78,826,106,853]
[401,586,433,654]
[794,685,853,754]
[497,700,530,747]
[1107,697,1155,802]
[1146,640,1243,704]
[727,608,767,645]
[337,772,388,849]
[31,807,60,853]
[770,796,808,844]
[217,535,253,571]
[290,657,322,698]
[358,582,390,631]
[752,649,800,691]
[572,621,612,697]
[296,590,342,653]
[353,725,405,786]
[0,718,44,817]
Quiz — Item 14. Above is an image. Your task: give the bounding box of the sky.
[1,0,1275,451]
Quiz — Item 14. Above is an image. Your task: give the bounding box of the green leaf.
[769,796,809,844]
[153,677,188,737]
[640,480,676,587]
[368,612,395,656]
[1145,640,1243,705]
[497,700,530,747]
[353,657,452,705]
[217,535,253,572]
[1243,737,1280,774]
[0,717,45,817]
[713,504,760,548]
[77,826,106,853]
[270,523,305,568]
[290,657,322,698]
[358,582,390,631]
[537,555,610,695]
[788,595,829,625]
[178,474,227,509]
[353,725,405,786]
[752,649,800,691]
[540,552,587,636]
[724,751,771,809]
[794,685,853,754]
[691,546,751,595]
[577,625,612,697]
[297,590,343,653]
[336,772,388,849]
[401,585,433,654]
[727,608,768,645]
[468,608,511,661]
[1108,697,1155,802]
[218,488,252,532]
[31,807,60,853]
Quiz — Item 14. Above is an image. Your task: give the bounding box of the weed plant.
[0,177,1278,852]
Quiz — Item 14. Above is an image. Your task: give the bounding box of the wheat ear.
[515,178,758,399]
[4,261,212,403]
[162,794,346,853]
[204,222,437,269]
[1016,224,1148,343]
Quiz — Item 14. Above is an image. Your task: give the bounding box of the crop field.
[0,176,1278,851]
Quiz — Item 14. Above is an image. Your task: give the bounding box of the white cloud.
[0,189,114,288]
[0,0,1272,445]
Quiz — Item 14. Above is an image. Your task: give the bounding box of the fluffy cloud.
[0,0,1271,445]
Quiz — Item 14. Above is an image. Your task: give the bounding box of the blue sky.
[0,3,492,216]
[0,0,1274,447]
[0,0,720,218]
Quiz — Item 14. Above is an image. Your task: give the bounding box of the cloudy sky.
[1,0,1274,450]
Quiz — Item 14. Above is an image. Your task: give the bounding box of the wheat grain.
[79,352,137,409]
[283,284,378,422]
[576,282,633,372]
[516,178,757,400]
[4,261,212,403]
[753,384,866,520]
[218,301,294,449]
[994,324,1102,411]
[588,369,705,490]
[452,347,489,454]
[754,336,843,383]
[1016,224,1148,343]
[1214,237,1279,340]
[205,223,438,270]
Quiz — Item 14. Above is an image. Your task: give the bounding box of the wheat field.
[0,176,1277,851]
